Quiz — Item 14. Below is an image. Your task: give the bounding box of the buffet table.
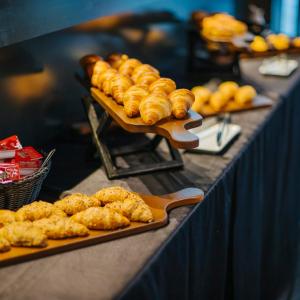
[1,56,300,300]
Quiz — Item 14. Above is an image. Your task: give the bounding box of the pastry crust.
[34,218,89,239]
[149,78,176,95]
[71,207,130,230]
[0,210,16,226]
[169,89,195,119]
[16,201,66,222]
[132,64,160,83]
[118,58,142,77]
[110,74,133,104]
[54,193,102,216]
[123,85,148,117]
[0,236,10,253]
[0,222,47,247]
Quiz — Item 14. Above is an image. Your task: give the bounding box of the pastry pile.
[191,81,257,115]
[81,54,195,125]
[0,186,153,253]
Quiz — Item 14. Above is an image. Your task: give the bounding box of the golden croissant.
[118,58,142,77]
[132,64,160,83]
[110,74,133,104]
[168,89,195,119]
[139,93,172,125]
[0,210,16,226]
[0,222,47,247]
[106,198,153,223]
[149,78,176,95]
[107,53,129,69]
[0,236,10,253]
[98,68,118,95]
[34,217,89,239]
[136,71,160,88]
[16,201,66,222]
[71,207,130,230]
[123,85,148,117]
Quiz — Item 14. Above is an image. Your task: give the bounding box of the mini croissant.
[110,74,133,104]
[132,64,160,83]
[136,71,160,88]
[123,85,149,117]
[107,53,129,69]
[118,58,142,77]
[169,89,195,119]
[149,78,176,95]
[91,61,111,86]
[139,93,171,125]
[99,68,118,95]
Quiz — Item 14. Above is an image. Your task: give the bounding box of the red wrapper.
[0,135,23,159]
[0,163,20,183]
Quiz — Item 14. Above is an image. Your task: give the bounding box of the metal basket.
[0,152,52,210]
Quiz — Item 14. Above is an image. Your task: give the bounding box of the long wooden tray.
[91,88,203,149]
[0,188,204,268]
[199,94,273,117]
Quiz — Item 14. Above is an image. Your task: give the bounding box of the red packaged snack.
[0,163,20,183]
[0,135,22,159]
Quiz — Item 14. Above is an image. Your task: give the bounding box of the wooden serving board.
[199,94,273,117]
[91,88,203,149]
[0,188,204,268]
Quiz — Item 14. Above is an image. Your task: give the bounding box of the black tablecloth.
[119,58,300,300]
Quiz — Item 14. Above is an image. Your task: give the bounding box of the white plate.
[259,59,298,77]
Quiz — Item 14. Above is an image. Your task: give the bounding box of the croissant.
[218,81,239,100]
[118,58,142,77]
[209,91,227,111]
[98,68,118,94]
[149,78,176,95]
[169,89,195,119]
[132,64,160,83]
[110,74,133,104]
[234,85,256,105]
[107,53,129,69]
[106,198,153,223]
[136,72,160,88]
[139,93,171,125]
[71,207,130,230]
[0,210,16,226]
[91,61,111,86]
[80,54,102,78]
[123,85,149,117]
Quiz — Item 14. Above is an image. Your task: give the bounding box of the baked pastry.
[218,81,239,100]
[135,71,160,89]
[34,218,89,239]
[91,61,111,83]
[191,86,211,112]
[123,85,149,117]
[293,37,300,48]
[107,53,129,69]
[234,85,256,105]
[250,36,268,52]
[209,91,227,111]
[0,210,16,226]
[110,74,133,104]
[0,222,47,247]
[132,64,160,83]
[149,78,176,95]
[80,54,102,69]
[267,34,289,50]
[99,69,118,95]
[199,103,218,115]
[54,193,102,216]
[169,89,195,119]
[106,198,153,223]
[0,237,10,253]
[71,207,130,230]
[16,201,66,222]
[93,186,144,205]
[118,58,142,77]
[139,93,172,125]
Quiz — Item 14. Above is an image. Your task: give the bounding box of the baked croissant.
[136,71,160,89]
[123,85,149,117]
[149,78,176,95]
[107,53,129,69]
[98,68,118,94]
[106,198,153,223]
[0,210,16,226]
[0,237,10,253]
[132,64,160,83]
[80,54,102,78]
[139,93,172,125]
[91,61,111,86]
[169,89,195,119]
[71,207,130,230]
[110,74,133,104]
[118,58,142,77]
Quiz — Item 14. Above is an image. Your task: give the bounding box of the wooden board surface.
[0,188,204,268]
[199,94,273,117]
[91,88,203,149]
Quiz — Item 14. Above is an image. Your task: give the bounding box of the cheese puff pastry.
[0,236,10,253]
[106,198,153,223]
[149,78,176,95]
[54,193,101,216]
[34,218,89,239]
[118,58,142,77]
[0,210,16,226]
[71,207,130,230]
[0,222,47,247]
[110,74,133,104]
[99,69,118,95]
[107,53,129,69]
[169,89,195,119]
[132,64,160,83]
[16,201,66,222]
[123,85,148,117]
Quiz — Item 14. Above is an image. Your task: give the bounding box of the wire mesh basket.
[0,150,53,210]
